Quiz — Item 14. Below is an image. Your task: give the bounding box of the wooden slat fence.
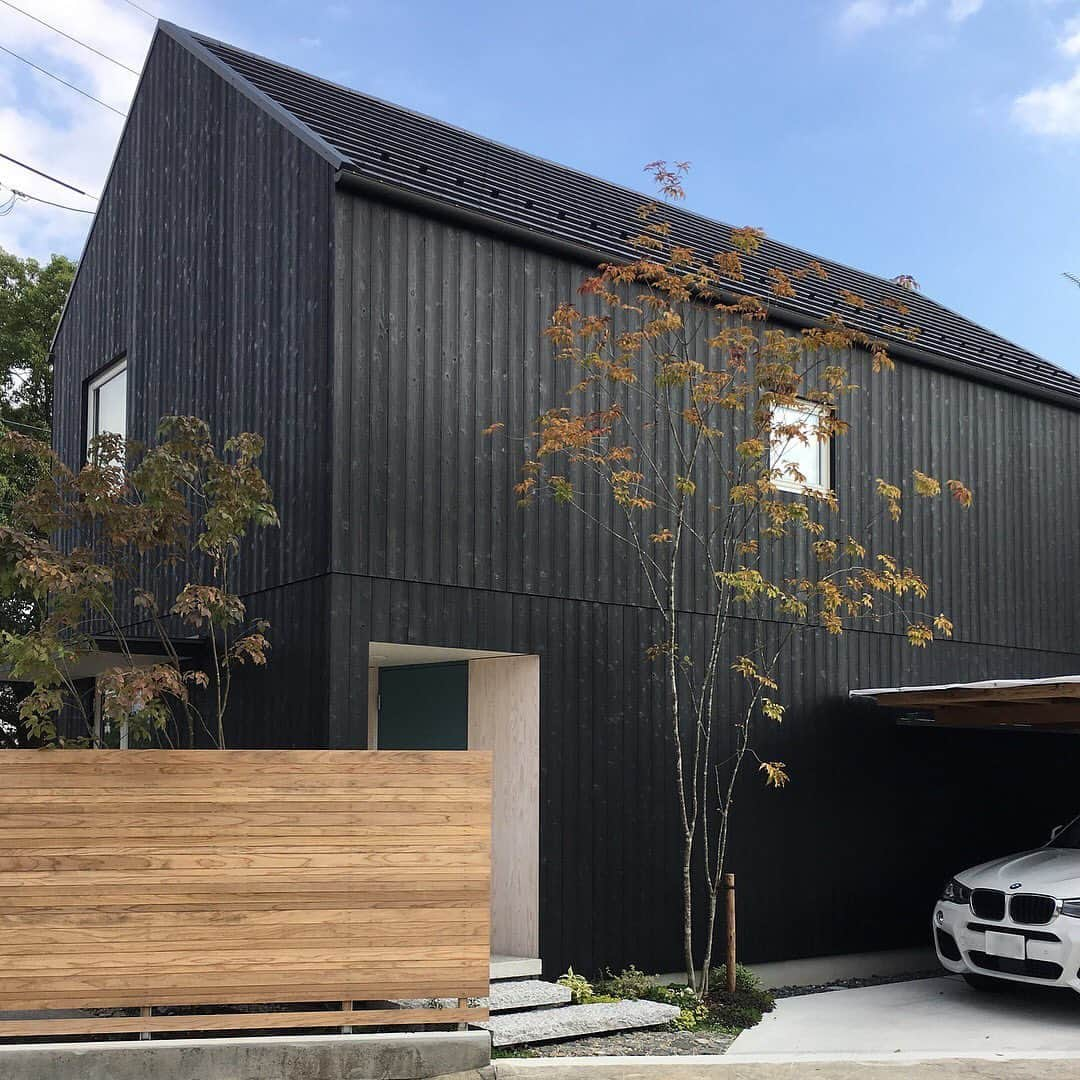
[0,750,491,1036]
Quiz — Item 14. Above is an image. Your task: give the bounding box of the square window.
[86,357,127,461]
[769,400,831,494]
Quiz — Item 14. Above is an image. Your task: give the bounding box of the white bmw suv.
[934,816,1080,992]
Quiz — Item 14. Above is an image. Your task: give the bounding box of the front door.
[377,662,468,750]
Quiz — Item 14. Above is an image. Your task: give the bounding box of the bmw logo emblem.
[1009,882,1023,890]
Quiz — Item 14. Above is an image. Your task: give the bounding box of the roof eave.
[334,166,1080,413]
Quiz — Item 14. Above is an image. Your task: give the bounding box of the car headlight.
[1060,899,1080,918]
[941,878,972,904]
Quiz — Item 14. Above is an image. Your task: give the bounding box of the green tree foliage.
[0,417,278,749]
[0,249,75,438]
[0,249,76,745]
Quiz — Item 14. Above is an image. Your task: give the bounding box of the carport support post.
[725,874,737,994]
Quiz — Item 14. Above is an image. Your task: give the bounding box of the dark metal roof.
[171,24,1080,405]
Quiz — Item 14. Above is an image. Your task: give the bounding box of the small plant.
[644,983,709,1030]
[557,966,593,1005]
[595,964,653,1000]
[709,962,764,994]
[706,987,775,1031]
[703,968,776,1033]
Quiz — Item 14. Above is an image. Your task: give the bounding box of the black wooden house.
[51,21,1080,979]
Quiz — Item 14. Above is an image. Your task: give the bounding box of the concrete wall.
[0,1031,490,1080]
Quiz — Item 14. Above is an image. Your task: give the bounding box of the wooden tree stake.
[725,873,737,995]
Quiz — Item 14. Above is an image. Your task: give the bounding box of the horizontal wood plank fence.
[0,750,492,1037]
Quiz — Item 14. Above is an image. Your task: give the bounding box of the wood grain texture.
[0,750,491,1032]
[0,1006,487,1038]
[467,655,540,958]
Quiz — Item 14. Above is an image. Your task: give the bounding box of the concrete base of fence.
[0,1029,491,1080]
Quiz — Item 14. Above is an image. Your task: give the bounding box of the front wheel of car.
[963,973,1007,992]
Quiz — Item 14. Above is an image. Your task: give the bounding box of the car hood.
[960,848,1080,895]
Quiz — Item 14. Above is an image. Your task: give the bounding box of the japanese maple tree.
[0,416,277,749]
[496,164,973,994]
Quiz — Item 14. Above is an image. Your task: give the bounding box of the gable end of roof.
[158,22,347,170]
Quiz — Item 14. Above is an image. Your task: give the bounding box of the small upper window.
[86,357,127,461]
[769,400,831,494]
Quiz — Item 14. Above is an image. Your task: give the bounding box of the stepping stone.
[387,979,572,1014]
[472,999,681,1047]
[490,979,571,1013]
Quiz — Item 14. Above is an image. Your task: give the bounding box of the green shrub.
[595,964,654,1001]
[641,983,709,1031]
[704,985,776,1032]
[708,963,763,994]
[557,967,593,1005]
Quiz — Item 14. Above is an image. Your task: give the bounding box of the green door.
[377,662,469,750]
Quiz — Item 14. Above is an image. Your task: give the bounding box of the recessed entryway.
[367,643,540,969]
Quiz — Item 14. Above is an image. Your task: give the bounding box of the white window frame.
[768,399,832,495]
[85,356,127,461]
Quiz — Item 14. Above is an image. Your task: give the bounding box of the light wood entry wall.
[0,750,491,1037]
[467,655,540,960]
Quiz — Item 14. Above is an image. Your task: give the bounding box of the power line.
[0,152,92,197]
[10,188,94,214]
[0,416,51,437]
[0,43,126,116]
[0,1,140,75]
[119,0,158,18]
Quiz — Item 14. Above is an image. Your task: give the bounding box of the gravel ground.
[772,970,944,999]
[496,1026,736,1058]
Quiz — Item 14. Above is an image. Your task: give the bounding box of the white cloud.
[1013,11,1080,136]
[0,1,220,262]
[1014,67,1080,135]
[1060,16,1080,56]
[299,36,322,48]
[837,0,982,35]
[947,0,984,21]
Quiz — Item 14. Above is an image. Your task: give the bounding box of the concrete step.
[388,979,572,1015]
[471,999,681,1048]
[491,955,543,981]
[490,980,571,1013]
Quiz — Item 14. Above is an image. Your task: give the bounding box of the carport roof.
[850,676,1080,732]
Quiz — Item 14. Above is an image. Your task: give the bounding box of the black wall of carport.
[730,693,1080,968]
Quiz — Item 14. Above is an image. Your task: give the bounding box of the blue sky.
[1,0,1078,370]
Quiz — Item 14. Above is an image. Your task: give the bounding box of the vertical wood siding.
[52,33,335,600]
[332,189,1080,973]
[332,192,1080,653]
[330,573,1080,974]
[50,36,337,747]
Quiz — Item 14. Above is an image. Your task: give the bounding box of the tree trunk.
[700,883,719,998]
[681,836,695,990]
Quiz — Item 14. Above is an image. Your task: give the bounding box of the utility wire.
[0,43,126,116]
[10,188,94,214]
[119,0,158,18]
[0,1,140,75]
[0,152,92,197]
[0,416,51,436]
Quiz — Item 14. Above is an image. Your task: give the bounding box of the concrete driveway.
[495,973,1080,1078]
[497,1060,1080,1078]
[727,973,1080,1058]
